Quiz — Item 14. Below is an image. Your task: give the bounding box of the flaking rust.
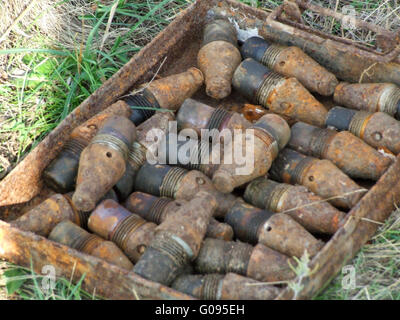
[326,106,400,155]
[198,17,241,99]
[232,58,328,127]
[72,116,136,212]
[225,199,324,258]
[194,238,295,282]
[288,122,393,181]
[88,199,157,263]
[172,273,281,300]
[212,1,400,85]
[270,148,365,209]
[143,67,204,111]
[133,192,217,286]
[241,36,338,96]
[212,113,290,193]
[43,101,132,193]
[125,192,234,241]
[333,83,400,120]
[9,190,117,236]
[134,163,237,218]
[244,177,346,234]
[49,220,133,270]
[114,112,174,200]
[177,98,251,136]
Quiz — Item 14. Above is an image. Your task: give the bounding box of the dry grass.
[1,0,400,300]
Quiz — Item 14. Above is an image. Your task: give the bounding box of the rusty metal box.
[1,0,400,300]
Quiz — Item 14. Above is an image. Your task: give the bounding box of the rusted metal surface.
[270,148,365,209]
[289,122,393,181]
[172,272,281,300]
[224,199,323,258]
[88,199,156,263]
[244,177,346,234]
[0,0,400,300]
[327,107,400,155]
[213,113,290,193]
[198,18,241,99]
[135,163,237,218]
[133,192,217,285]
[49,220,133,270]
[73,116,136,211]
[194,238,295,282]
[43,101,132,193]
[125,192,233,241]
[212,1,400,84]
[144,67,204,111]
[177,98,251,135]
[333,82,400,119]
[0,220,193,300]
[240,36,338,96]
[232,58,328,127]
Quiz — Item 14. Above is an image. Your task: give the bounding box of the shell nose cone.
[254,114,291,150]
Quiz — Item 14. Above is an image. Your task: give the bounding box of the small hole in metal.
[106,152,112,158]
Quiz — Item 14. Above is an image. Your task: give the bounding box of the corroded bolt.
[49,220,133,270]
[244,177,346,234]
[232,58,328,127]
[133,192,217,285]
[176,98,251,136]
[270,148,365,209]
[114,112,174,200]
[194,238,296,282]
[43,101,132,193]
[171,273,281,300]
[142,67,204,111]
[326,106,400,155]
[125,191,234,241]
[10,190,117,237]
[241,36,338,96]
[224,199,324,258]
[198,17,241,99]
[333,82,400,119]
[88,199,157,263]
[134,163,237,218]
[212,113,290,193]
[288,122,393,181]
[72,116,136,212]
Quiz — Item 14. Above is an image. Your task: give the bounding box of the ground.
[0,0,400,300]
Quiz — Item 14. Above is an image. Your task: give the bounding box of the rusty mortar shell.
[232,58,328,127]
[142,67,204,111]
[198,18,241,99]
[134,163,237,218]
[270,148,365,209]
[326,106,400,155]
[72,116,136,212]
[244,177,346,234]
[212,113,290,193]
[176,98,251,136]
[240,37,338,96]
[114,112,174,200]
[122,93,158,126]
[133,192,217,285]
[333,82,400,120]
[172,273,281,300]
[194,238,295,282]
[88,199,157,263]
[288,122,393,181]
[162,134,219,178]
[10,190,118,237]
[43,101,132,193]
[49,220,133,270]
[224,199,324,258]
[125,191,233,241]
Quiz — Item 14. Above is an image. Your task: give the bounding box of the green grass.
[1,0,400,300]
